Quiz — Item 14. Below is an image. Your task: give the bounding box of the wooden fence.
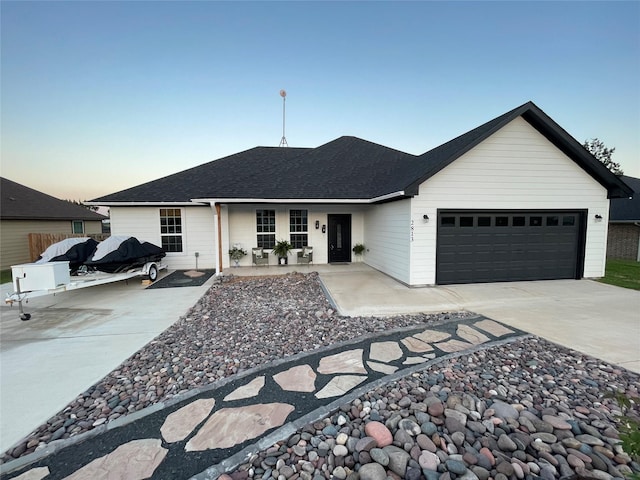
[28,233,110,262]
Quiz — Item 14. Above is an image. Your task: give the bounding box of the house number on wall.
[410,219,415,242]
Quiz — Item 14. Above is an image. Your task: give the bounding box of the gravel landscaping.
[225,337,640,480]
[3,271,639,480]
[1,272,465,463]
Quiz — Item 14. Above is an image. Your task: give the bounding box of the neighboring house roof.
[609,176,639,222]
[1,177,106,221]
[90,101,633,205]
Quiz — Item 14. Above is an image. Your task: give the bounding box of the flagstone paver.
[223,376,265,401]
[412,329,451,343]
[403,357,429,365]
[1,316,526,480]
[317,349,366,374]
[369,341,403,363]
[161,398,216,443]
[434,339,475,353]
[401,336,434,353]
[185,403,295,452]
[456,324,491,345]
[273,364,317,392]
[62,439,167,480]
[474,319,515,337]
[315,375,368,399]
[367,361,398,374]
[12,467,50,480]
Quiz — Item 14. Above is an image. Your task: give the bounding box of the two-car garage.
[436,210,586,285]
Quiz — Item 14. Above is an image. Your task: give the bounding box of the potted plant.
[352,243,365,261]
[271,239,293,265]
[228,246,247,267]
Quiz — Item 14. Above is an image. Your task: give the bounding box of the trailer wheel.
[147,265,158,282]
[20,313,31,321]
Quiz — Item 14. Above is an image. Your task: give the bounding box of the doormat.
[146,269,216,289]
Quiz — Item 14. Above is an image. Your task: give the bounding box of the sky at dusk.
[1,1,639,202]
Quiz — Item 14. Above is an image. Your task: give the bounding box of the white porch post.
[213,203,222,275]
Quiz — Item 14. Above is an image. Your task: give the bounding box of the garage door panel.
[436,211,583,285]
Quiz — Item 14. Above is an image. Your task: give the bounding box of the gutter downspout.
[215,203,223,275]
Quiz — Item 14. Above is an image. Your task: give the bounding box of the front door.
[328,214,351,263]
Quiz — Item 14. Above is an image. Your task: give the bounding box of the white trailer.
[5,261,167,321]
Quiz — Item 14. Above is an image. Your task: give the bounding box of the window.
[496,216,509,227]
[72,220,84,234]
[478,217,491,227]
[289,209,308,248]
[256,209,276,248]
[530,216,542,226]
[160,208,183,252]
[546,216,559,226]
[460,216,474,227]
[563,216,576,226]
[513,216,525,227]
[441,216,455,227]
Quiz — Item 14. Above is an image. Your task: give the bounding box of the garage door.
[436,210,586,285]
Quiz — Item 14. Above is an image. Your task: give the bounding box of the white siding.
[364,199,411,285]
[225,204,366,268]
[109,206,217,270]
[409,117,610,285]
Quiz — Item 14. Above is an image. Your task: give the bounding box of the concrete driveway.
[319,266,640,374]
[0,275,215,453]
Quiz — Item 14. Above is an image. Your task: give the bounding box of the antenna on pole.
[279,89,288,147]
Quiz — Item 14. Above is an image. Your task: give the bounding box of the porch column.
[214,203,223,275]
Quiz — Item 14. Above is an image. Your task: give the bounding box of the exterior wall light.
[322,225,326,233]
[315,220,320,229]
[595,214,603,220]
[423,214,429,222]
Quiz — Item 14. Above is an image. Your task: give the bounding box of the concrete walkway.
[315,267,640,373]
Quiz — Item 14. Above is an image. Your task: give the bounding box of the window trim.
[256,209,276,249]
[289,209,308,248]
[159,208,184,253]
[71,220,85,234]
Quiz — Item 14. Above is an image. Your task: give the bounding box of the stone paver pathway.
[1,317,523,480]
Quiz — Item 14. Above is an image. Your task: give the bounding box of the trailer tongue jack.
[13,275,31,321]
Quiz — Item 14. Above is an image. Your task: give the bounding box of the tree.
[66,199,100,212]
[583,138,623,175]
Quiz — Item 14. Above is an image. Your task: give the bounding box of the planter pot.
[279,257,288,265]
[233,259,240,268]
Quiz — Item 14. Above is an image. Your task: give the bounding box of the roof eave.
[519,107,634,199]
[84,201,208,207]
[193,192,407,204]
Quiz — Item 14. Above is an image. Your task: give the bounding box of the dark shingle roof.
[1,177,106,221]
[92,140,417,202]
[91,102,633,204]
[610,176,639,222]
[91,147,310,203]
